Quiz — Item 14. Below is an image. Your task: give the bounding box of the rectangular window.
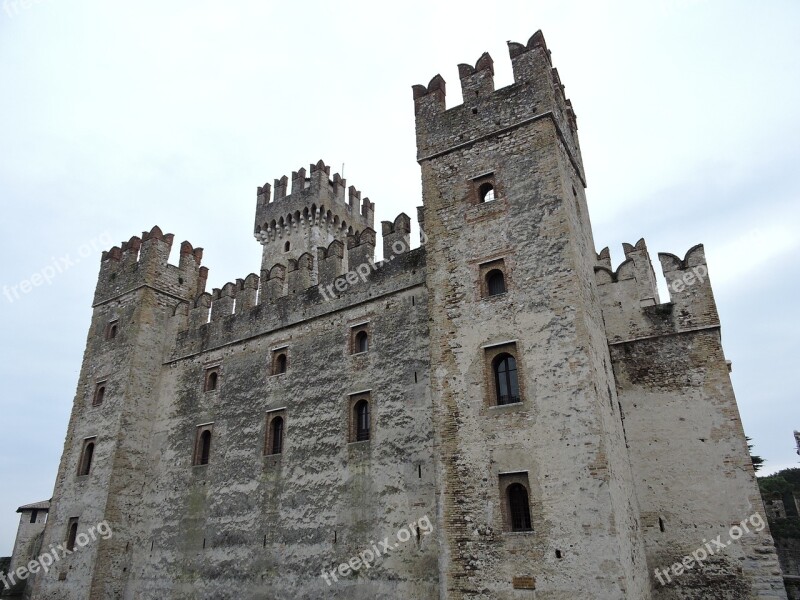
[193,424,214,466]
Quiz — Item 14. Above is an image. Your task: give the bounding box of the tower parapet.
[412,30,584,184]
[253,159,374,246]
[94,225,207,306]
[595,240,719,343]
[253,160,376,294]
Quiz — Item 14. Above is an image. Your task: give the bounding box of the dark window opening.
[79,440,95,476]
[478,182,495,203]
[30,510,38,524]
[275,353,287,374]
[270,416,284,454]
[355,331,369,354]
[659,517,665,532]
[284,241,290,252]
[196,430,211,466]
[106,321,118,340]
[494,353,520,405]
[355,400,370,441]
[486,269,506,296]
[508,483,532,531]
[205,369,219,392]
[93,384,106,406]
[66,520,79,552]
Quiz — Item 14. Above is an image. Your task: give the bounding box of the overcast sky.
[1,0,798,554]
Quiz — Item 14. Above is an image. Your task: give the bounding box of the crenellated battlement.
[595,240,719,344]
[174,244,426,359]
[412,30,583,182]
[94,225,207,306]
[254,159,374,245]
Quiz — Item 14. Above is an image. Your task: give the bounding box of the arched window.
[507,483,532,531]
[66,520,79,552]
[93,385,105,406]
[275,353,287,375]
[79,441,95,476]
[355,400,370,441]
[270,416,284,454]
[284,241,290,252]
[486,269,506,296]
[478,182,495,203]
[494,353,520,405]
[355,331,369,354]
[205,370,218,392]
[199,430,211,465]
[106,321,118,340]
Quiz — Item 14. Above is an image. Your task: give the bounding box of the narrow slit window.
[353,399,370,442]
[274,353,287,375]
[93,383,106,406]
[78,438,96,476]
[194,426,213,466]
[270,416,284,454]
[66,519,79,552]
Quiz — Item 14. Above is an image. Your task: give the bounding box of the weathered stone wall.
[7,511,46,583]
[597,245,787,598]
[28,231,207,599]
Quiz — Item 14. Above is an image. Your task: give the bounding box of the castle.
[3,31,789,599]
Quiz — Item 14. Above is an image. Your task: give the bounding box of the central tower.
[414,32,652,598]
[253,159,375,287]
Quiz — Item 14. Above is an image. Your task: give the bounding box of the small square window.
[348,392,372,443]
[350,323,370,355]
[193,424,213,466]
[77,437,97,476]
[204,367,220,392]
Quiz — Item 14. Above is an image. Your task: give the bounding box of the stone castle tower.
[16,31,787,599]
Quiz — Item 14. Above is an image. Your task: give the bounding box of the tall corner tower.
[30,227,206,599]
[413,31,652,598]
